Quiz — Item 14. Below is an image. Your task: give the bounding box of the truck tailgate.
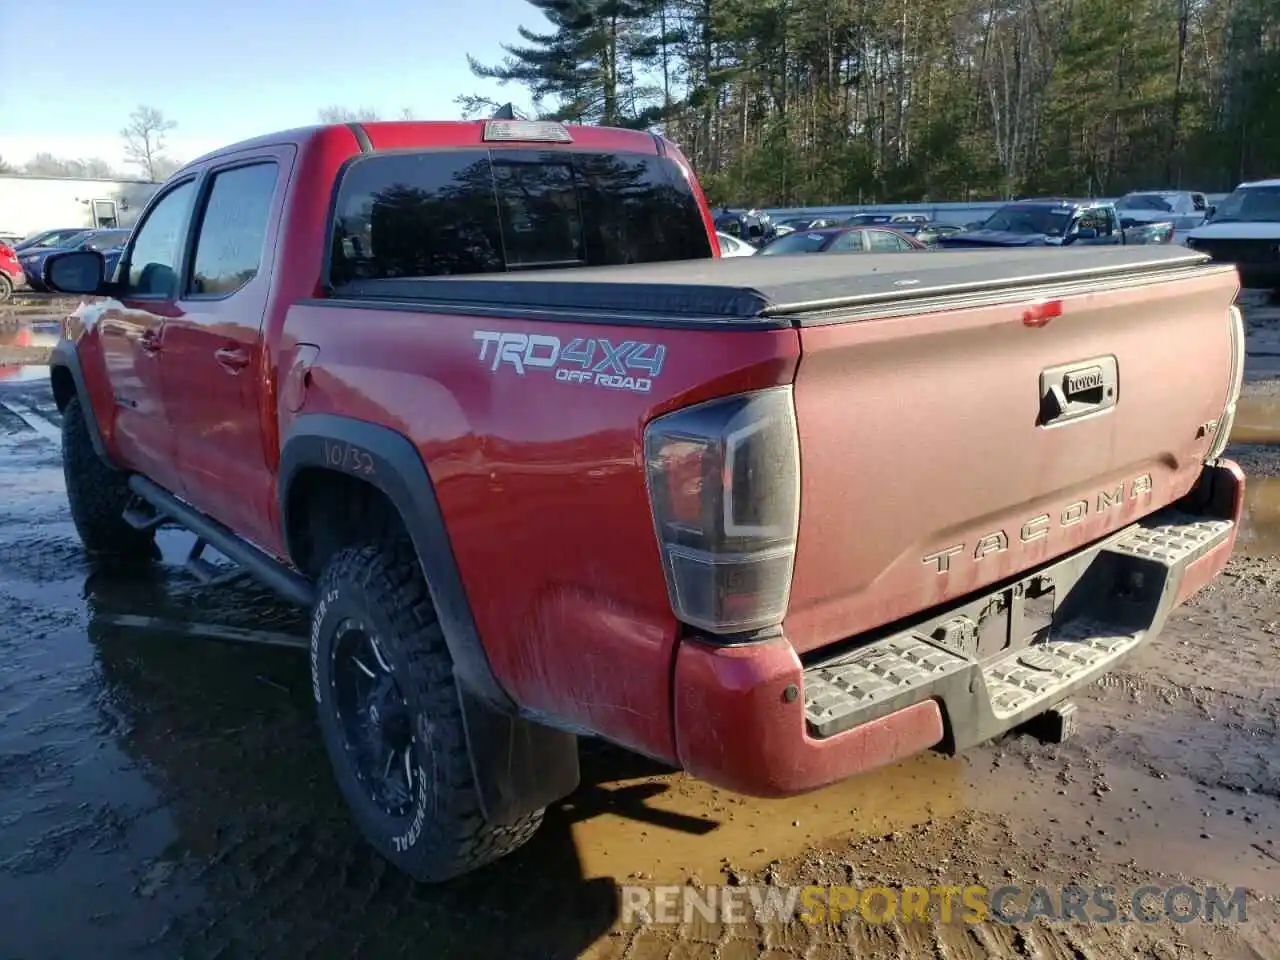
[784,262,1241,653]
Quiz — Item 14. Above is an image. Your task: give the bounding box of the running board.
[126,475,315,607]
[801,509,1234,751]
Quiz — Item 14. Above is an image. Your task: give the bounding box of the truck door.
[159,148,293,552]
[98,177,198,498]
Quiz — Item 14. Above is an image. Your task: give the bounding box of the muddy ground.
[0,293,1277,959]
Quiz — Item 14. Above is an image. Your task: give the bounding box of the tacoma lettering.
[923,473,1154,574]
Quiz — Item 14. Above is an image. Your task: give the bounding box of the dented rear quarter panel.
[280,301,799,761]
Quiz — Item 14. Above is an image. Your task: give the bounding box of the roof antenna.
[491,102,519,120]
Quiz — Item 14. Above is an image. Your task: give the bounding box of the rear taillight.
[644,386,800,636]
[1206,304,1246,461]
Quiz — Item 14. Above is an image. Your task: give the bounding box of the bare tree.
[17,154,126,179]
[454,93,518,119]
[21,153,74,177]
[0,156,12,175]
[149,157,184,181]
[121,106,177,181]
[77,158,122,179]
[317,105,382,122]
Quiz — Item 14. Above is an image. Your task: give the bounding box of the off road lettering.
[473,329,666,394]
[924,474,1154,574]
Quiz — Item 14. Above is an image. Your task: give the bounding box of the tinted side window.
[189,163,279,297]
[124,180,196,298]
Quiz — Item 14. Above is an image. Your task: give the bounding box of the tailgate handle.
[1039,356,1118,426]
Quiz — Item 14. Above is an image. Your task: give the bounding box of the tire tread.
[314,541,542,882]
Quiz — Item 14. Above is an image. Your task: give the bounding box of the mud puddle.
[0,321,59,373]
[1233,393,1280,446]
[569,752,962,883]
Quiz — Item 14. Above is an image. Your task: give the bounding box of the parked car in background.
[841,212,930,228]
[19,228,131,291]
[13,227,90,253]
[892,221,967,246]
[758,225,928,255]
[716,231,757,257]
[0,233,22,248]
[0,242,24,302]
[712,208,778,247]
[1184,178,1280,291]
[937,200,1174,248]
[1115,190,1208,231]
[774,215,844,237]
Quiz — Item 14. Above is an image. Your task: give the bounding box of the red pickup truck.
[41,118,1246,883]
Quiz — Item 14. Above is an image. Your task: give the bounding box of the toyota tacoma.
[41,117,1246,883]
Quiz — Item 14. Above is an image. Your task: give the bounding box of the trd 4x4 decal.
[472,330,666,395]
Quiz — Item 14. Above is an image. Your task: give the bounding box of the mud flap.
[456,680,581,825]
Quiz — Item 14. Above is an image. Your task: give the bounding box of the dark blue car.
[12,227,91,254]
[18,228,131,291]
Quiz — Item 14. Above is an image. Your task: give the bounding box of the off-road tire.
[310,541,544,882]
[61,395,156,559]
[0,273,12,304]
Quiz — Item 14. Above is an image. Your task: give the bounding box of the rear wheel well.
[51,365,75,413]
[286,468,406,578]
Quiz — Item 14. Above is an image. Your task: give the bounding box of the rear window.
[328,148,712,289]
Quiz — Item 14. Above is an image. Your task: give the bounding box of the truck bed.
[328,245,1213,326]
[298,241,1241,716]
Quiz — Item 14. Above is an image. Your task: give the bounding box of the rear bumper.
[673,460,1244,798]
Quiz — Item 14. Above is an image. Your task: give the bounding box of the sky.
[0,0,542,173]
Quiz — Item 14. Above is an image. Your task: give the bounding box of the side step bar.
[126,475,315,608]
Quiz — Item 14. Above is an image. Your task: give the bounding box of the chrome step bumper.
[802,510,1235,749]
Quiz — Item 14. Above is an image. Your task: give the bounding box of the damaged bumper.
[673,460,1244,798]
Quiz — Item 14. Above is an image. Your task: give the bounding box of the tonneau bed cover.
[330,245,1215,326]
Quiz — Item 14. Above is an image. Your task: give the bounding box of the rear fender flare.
[278,414,580,824]
[49,339,113,466]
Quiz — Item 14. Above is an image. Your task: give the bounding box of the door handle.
[1039,356,1118,426]
[215,345,250,371]
[138,329,162,353]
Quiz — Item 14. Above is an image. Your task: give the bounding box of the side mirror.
[1206,205,1216,219]
[1075,227,1098,239]
[43,249,106,295]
